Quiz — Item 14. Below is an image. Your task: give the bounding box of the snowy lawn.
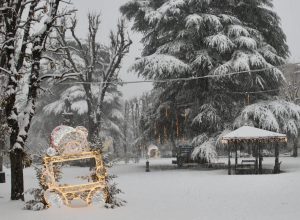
[1,157,300,220]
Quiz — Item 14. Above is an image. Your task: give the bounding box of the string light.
[41,126,109,207]
[221,137,287,144]
[42,151,109,207]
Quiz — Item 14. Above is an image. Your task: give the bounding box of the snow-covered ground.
[1,156,300,220]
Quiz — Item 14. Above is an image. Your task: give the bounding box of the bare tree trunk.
[6,91,23,200]
[10,149,24,200]
[0,156,3,173]
[112,140,118,157]
[0,125,5,174]
[54,16,131,148]
[0,156,2,172]
[3,4,21,197]
[2,0,61,200]
[169,101,177,151]
[123,102,129,161]
[83,84,97,142]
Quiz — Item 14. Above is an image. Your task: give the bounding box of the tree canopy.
[121,0,290,161]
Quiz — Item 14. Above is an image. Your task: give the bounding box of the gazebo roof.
[222,126,287,142]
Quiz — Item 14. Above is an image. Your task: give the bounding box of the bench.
[205,162,226,169]
[241,160,256,167]
[241,159,256,164]
[235,167,255,174]
[235,160,256,174]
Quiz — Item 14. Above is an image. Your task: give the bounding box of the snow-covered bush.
[191,139,218,163]
[191,134,218,162]
[24,188,46,211]
[24,167,48,211]
[104,175,126,208]
[103,157,126,208]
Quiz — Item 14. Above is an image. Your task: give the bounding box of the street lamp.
[62,97,74,126]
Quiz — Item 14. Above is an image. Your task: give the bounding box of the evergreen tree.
[121,0,289,161]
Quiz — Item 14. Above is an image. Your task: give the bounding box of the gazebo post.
[234,144,238,173]
[274,142,280,174]
[222,126,287,175]
[258,143,263,174]
[228,144,231,175]
[254,144,258,174]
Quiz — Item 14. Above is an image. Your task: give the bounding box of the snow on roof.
[222,126,287,141]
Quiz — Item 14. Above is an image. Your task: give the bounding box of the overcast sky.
[70,0,300,99]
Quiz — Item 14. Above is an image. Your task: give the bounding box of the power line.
[58,62,300,86]
[56,62,300,95]
[229,88,281,95]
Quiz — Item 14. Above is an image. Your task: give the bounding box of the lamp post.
[145,155,150,172]
[62,97,74,126]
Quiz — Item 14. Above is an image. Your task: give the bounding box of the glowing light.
[42,151,109,207]
[221,139,228,144]
[42,126,109,207]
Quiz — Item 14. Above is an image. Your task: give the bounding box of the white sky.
[70,0,300,99]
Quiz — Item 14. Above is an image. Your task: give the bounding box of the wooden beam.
[235,144,238,174]
[255,145,258,174]
[228,145,231,175]
[274,142,280,174]
[258,144,263,174]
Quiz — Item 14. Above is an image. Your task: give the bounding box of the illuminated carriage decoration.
[42,126,109,207]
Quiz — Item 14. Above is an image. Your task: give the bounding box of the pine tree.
[121,0,289,161]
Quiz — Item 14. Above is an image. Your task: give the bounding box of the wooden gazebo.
[221,126,287,175]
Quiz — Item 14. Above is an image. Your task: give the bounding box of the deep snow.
[1,157,300,220]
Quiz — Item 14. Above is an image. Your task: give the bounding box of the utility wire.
[57,62,300,95]
[229,88,281,94]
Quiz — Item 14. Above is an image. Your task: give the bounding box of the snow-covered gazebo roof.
[221,126,287,143]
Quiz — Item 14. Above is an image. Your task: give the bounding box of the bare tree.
[50,13,132,142]
[0,0,65,200]
[281,64,300,157]
[282,64,300,104]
